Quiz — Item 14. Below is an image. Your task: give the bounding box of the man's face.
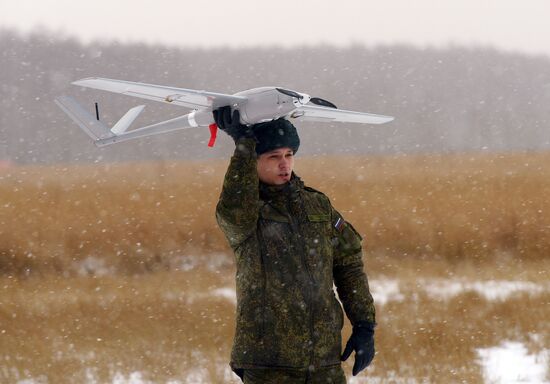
[257,147,295,185]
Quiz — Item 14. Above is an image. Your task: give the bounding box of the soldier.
[213,106,376,384]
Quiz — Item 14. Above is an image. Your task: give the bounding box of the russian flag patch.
[334,217,345,232]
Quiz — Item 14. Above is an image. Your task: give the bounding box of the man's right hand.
[213,106,255,142]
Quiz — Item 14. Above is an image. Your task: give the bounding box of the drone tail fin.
[110,105,145,134]
[56,95,216,147]
[55,96,116,143]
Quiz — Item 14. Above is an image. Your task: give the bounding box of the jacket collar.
[259,172,304,202]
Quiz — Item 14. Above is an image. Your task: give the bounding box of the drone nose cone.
[298,93,311,104]
[292,92,310,107]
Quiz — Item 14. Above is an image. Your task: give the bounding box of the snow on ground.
[477,341,550,384]
[370,278,549,305]
[182,367,209,384]
[369,279,405,305]
[162,277,548,310]
[112,372,158,384]
[161,286,237,305]
[191,277,549,308]
[14,277,549,384]
[349,373,418,383]
[211,287,237,305]
[15,342,550,384]
[72,253,235,277]
[420,279,548,301]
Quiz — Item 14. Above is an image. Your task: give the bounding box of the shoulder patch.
[334,216,345,232]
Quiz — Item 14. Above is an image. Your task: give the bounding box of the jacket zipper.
[257,229,268,341]
[287,208,316,369]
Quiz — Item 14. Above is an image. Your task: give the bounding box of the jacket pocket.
[307,213,332,234]
[305,213,332,269]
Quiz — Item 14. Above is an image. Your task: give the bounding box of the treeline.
[2,28,550,164]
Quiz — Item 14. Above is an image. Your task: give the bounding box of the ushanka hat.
[253,118,300,155]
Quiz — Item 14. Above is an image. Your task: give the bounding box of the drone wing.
[72,77,247,110]
[291,104,394,124]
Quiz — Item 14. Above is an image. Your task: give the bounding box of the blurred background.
[0,1,549,383]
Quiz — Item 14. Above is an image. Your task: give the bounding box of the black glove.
[212,106,254,142]
[341,321,376,376]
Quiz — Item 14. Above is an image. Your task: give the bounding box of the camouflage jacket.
[216,138,375,370]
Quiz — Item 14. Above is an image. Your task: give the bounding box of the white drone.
[55,77,394,147]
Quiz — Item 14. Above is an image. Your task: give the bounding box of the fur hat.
[253,118,300,155]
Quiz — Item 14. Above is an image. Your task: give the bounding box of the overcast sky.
[1,0,550,58]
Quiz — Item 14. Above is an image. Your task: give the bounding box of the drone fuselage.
[233,87,309,125]
[182,87,308,129]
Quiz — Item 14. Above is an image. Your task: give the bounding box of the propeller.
[276,87,303,99]
[310,97,337,109]
[276,87,337,109]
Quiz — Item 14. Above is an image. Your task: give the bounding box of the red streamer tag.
[208,124,218,147]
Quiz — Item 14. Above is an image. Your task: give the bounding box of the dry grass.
[0,161,227,276]
[374,290,550,383]
[0,268,237,383]
[299,152,550,261]
[2,152,550,277]
[1,265,548,383]
[1,152,550,382]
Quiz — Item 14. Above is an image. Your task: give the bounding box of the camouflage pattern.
[216,138,375,372]
[242,365,346,383]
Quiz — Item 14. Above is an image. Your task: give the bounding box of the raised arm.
[214,107,259,249]
[216,138,259,248]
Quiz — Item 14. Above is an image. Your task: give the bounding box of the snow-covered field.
[370,278,550,305]
[210,278,550,384]
[173,278,550,384]
[346,342,550,384]
[171,277,550,307]
[18,340,548,384]
[477,342,549,384]
[10,277,550,384]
